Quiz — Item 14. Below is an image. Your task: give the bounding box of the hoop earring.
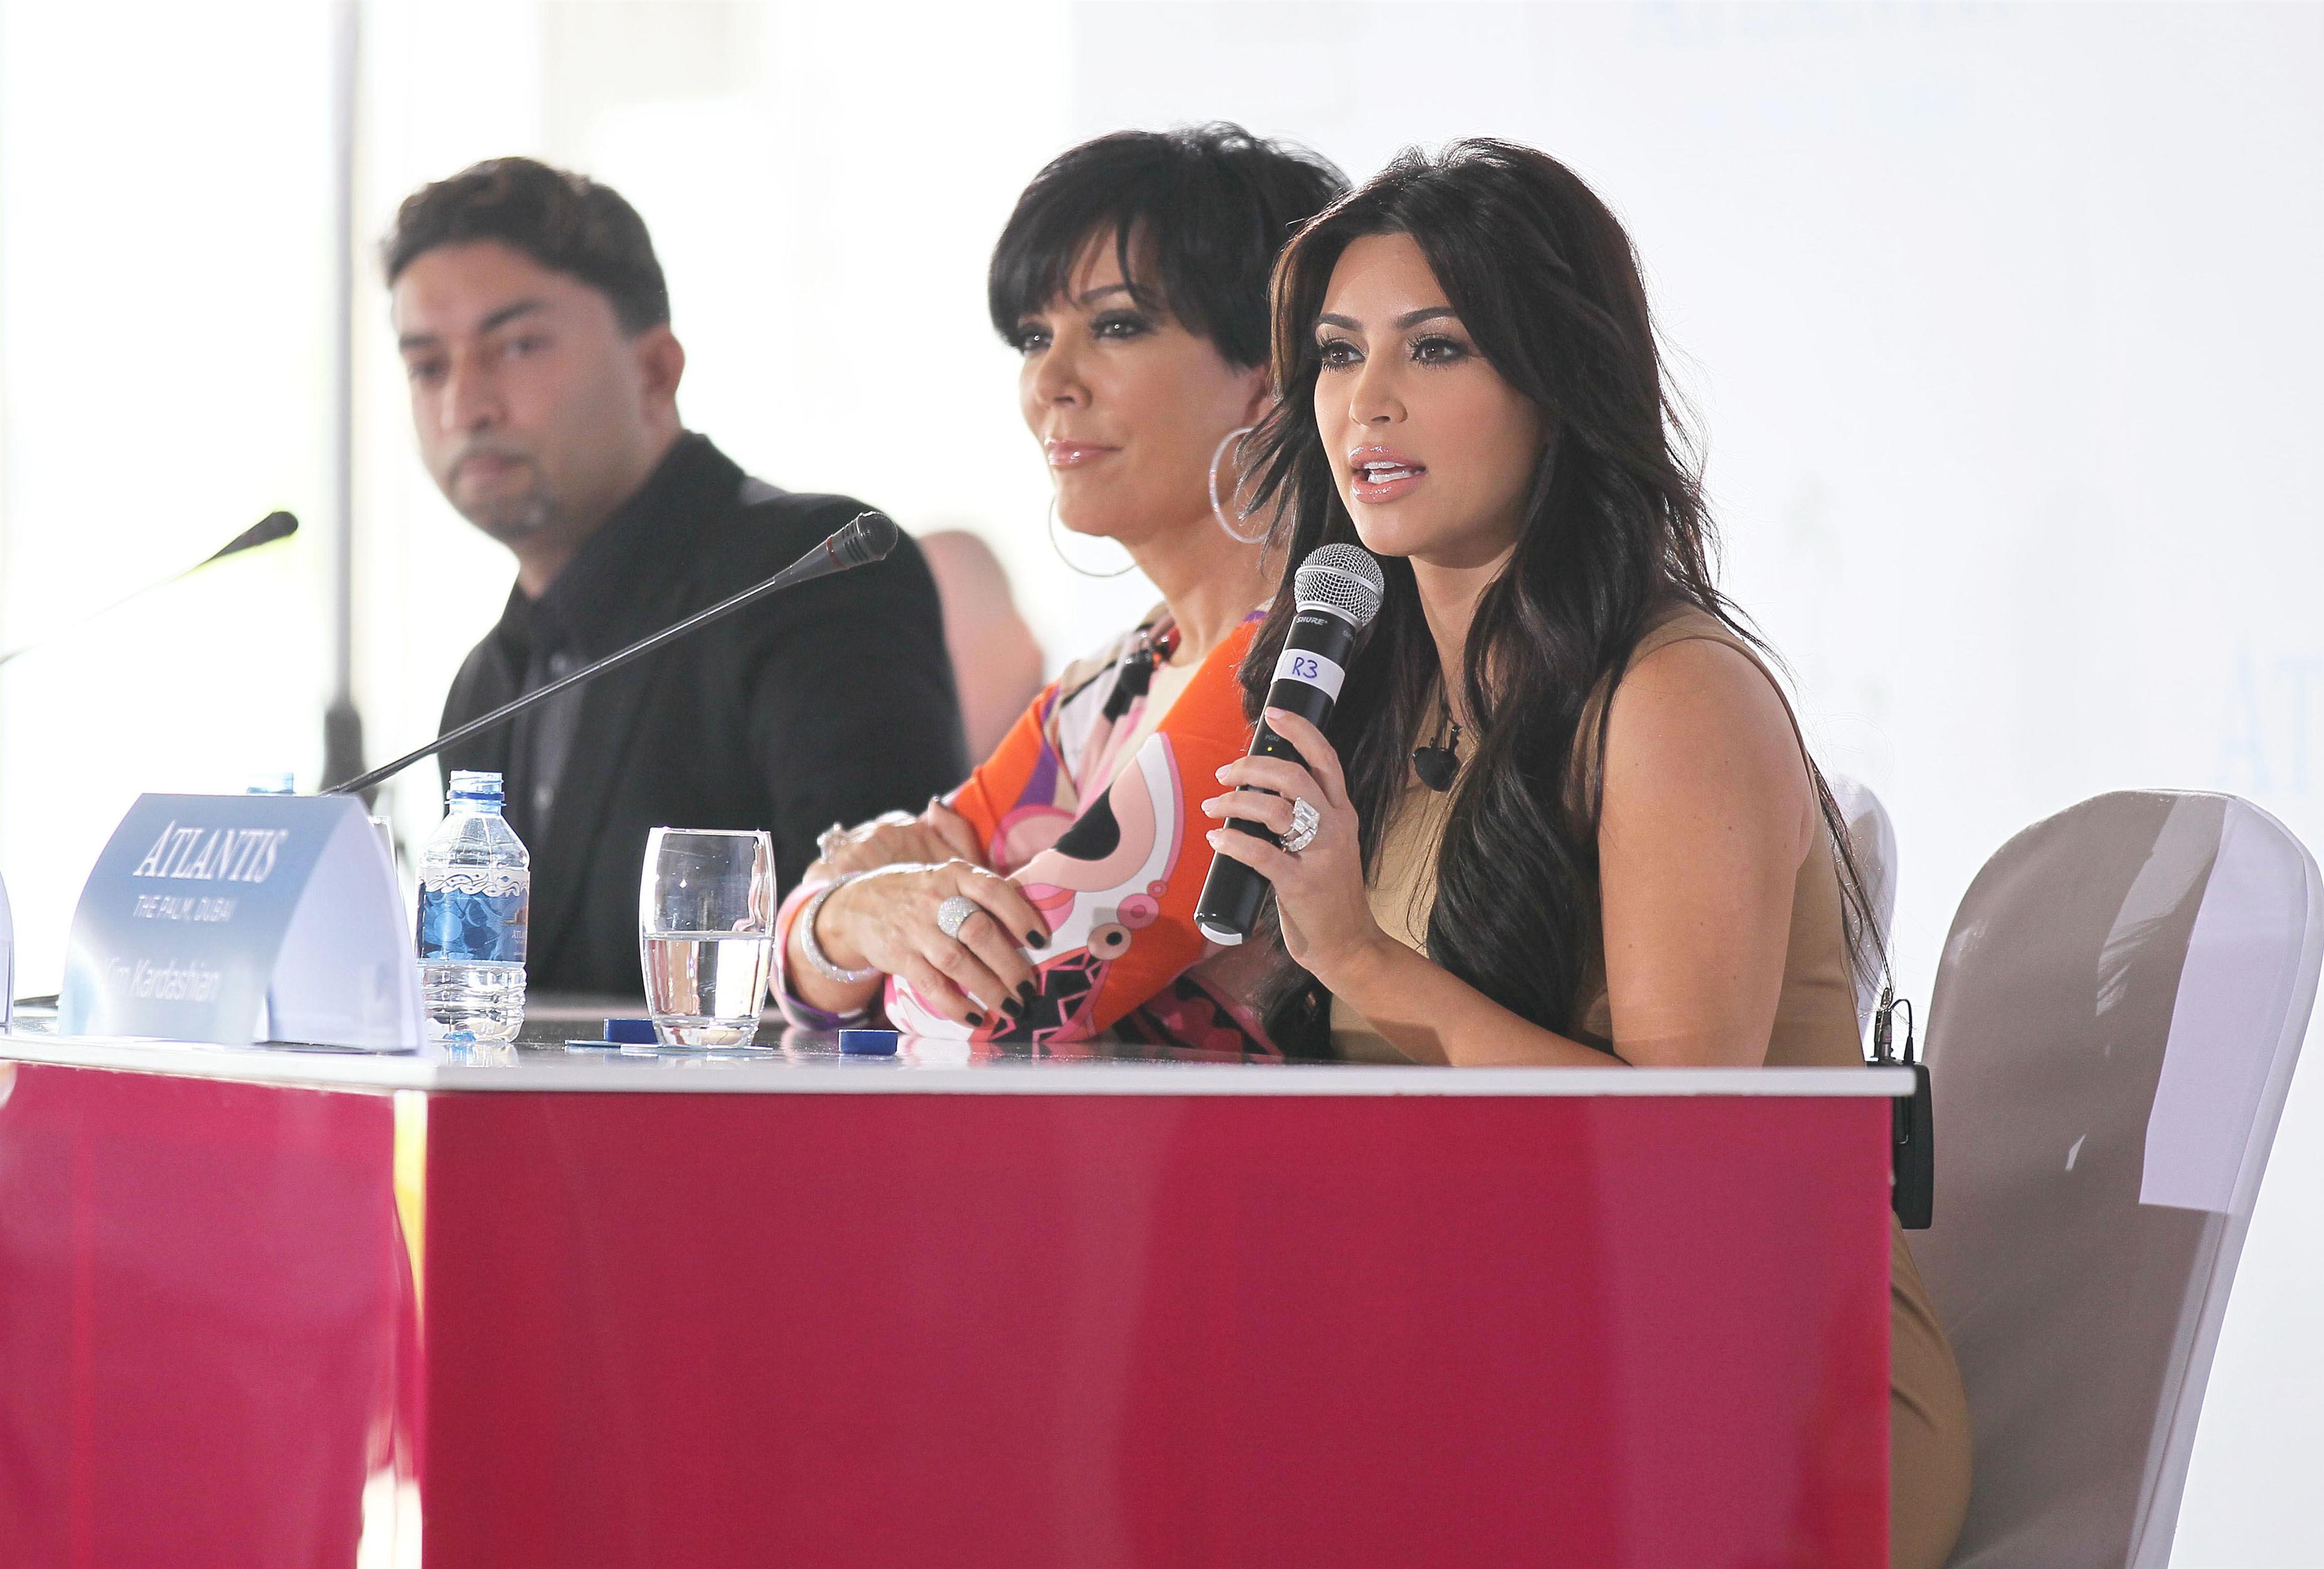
[1047,494,1137,579]
[1207,425,1270,545]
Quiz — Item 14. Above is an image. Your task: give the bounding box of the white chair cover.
[1826,772,1898,1039]
[1910,792,2321,1567]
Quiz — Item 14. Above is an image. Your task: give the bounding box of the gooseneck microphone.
[207,509,302,562]
[326,510,900,798]
[0,510,299,669]
[1193,543,1385,945]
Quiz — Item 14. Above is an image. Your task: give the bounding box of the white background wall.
[0,4,2317,1559]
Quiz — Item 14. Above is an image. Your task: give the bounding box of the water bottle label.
[417,886,529,963]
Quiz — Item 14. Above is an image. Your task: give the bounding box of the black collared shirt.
[489,587,581,845]
[440,433,967,995]
[481,435,720,847]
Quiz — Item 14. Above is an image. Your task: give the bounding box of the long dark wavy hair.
[1240,140,1879,1054]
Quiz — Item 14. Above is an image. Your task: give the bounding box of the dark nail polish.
[1027,929,1047,947]
[965,1012,985,1028]
[1017,980,1036,1003]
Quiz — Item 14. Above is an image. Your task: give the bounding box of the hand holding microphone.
[1202,705,1388,977]
[1193,544,1387,967]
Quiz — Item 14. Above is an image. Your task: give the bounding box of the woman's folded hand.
[810,797,986,881]
[818,859,1052,1029]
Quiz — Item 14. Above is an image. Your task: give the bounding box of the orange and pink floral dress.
[773,607,1279,1054]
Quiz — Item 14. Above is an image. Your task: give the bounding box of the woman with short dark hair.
[1200,140,1971,1566]
[774,124,1345,1049]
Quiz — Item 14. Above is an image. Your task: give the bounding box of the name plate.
[58,793,422,1051]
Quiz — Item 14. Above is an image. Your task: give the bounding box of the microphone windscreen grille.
[1293,543,1385,627]
[834,510,900,567]
[210,510,300,564]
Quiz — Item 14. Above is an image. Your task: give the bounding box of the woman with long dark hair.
[1200,141,1970,1566]
[773,124,1344,1047]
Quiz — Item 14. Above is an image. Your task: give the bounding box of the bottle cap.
[448,770,504,803]
[604,1017,657,1044]
[840,1029,900,1056]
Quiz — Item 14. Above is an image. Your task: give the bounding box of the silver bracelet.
[798,874,880,985]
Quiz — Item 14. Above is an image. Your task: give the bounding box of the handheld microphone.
[1193,543,1385,945]
[0,510,299,669]
[326,510,900,799]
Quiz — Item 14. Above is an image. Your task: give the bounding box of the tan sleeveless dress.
[1330,606,1971,1568]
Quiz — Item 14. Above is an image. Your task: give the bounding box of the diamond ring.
[935,895,981,940]
[1279,796,1321,855]
[816,822,850,862]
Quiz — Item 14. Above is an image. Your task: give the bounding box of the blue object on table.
[840,1029,899,1055]
[604,1017,657,1044]
[565,1039,620,1052]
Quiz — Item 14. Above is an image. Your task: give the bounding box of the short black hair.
[988,124,1347,370]
[381,156,670,334]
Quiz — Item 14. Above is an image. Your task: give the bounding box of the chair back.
[1826,772,1898,1037]
[1911,791,2321,1567]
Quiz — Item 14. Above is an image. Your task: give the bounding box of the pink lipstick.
[1348,444,1427,505]
[1046,439,1119,469]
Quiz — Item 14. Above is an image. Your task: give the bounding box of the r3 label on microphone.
[1271,645,1347,702]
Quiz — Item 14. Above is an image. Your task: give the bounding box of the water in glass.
[639,827,775,1048]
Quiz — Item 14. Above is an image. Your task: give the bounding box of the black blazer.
[439,435,967,995]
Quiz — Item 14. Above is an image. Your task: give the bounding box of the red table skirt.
[0,1059,1889,1566]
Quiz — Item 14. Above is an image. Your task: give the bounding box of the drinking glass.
[638,828,776,1048]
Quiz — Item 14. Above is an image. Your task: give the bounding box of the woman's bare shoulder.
[1601,633,1811,846]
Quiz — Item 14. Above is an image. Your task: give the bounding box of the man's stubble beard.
[462,487,558,547]
[446,452,562,548]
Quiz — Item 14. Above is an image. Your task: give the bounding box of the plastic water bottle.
[415,770,530,1044]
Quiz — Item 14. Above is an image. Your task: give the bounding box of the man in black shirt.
[385,158,966,995]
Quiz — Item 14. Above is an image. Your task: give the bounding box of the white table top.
[0,1027,1913,1100]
